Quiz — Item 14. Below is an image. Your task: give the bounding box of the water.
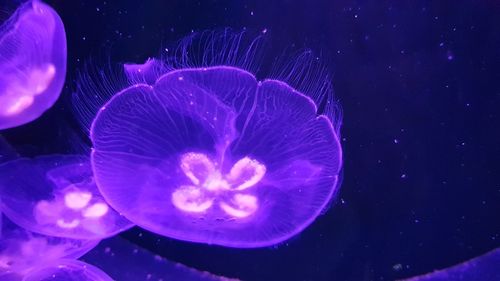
[0,0,499,280]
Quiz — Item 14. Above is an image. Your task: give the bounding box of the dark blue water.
[2,0,499,280]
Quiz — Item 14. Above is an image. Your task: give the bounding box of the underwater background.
[1,0,499,280]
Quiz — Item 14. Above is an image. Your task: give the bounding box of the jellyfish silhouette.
[0,0,67,130]
[74,31,343,248]
[0,155,133,240]
[22,259,113,281]
[0,215,98,278]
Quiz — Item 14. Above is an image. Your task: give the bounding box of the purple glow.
[76,32,343,248]
[0,155,133,240]
[401,247,500,281]
[0,215,98,278]
[22,259,113,281]
[0,0,67,130]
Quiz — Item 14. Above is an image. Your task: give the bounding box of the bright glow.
[180,152,215,186]
[3,95,34,116]
[203,172,230,191]
[30,64,56,95]
[171,185,213,213]
[64,191,92,210]
[219,194,258,218]
[82,202,109,218]
[0,64,56,116]
[226,157,266,190]
[173,153,266,217]
[56,218,80,229]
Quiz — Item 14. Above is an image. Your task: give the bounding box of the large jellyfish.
[0,215,98,278]
[22,259,113,281]
[0,155,133,240]
[74,31,343,248]
[0,0,67,130]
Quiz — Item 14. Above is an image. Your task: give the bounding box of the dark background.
[2,0,500,280]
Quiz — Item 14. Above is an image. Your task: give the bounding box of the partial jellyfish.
[0,0,67,130]
[22,259,113,281]
[82,235,238,281]
[400,247,500,281]
[74,31,343,248]
[0,154,133,240]
[0,215,98,279]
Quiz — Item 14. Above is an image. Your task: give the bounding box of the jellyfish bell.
[0,0,67,130]
[22,259,113,281]
[0,215,98,278]
[0,154,133,240]
[74,31,343,248]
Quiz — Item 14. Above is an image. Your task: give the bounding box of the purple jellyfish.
[22,259,113,281]
[0,155,133,240]
[74,31,343,248]
[0,215,98,278]
[0,0,67,130]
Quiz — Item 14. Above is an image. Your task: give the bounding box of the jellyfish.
[0,215,98,278]
[21,259,113,281]
[0,0,67,130]
[74,31,343,248]
[0,154,133,240]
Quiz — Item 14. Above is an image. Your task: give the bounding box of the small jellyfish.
[0,0,67,130]
[22,259,113,281]
[0,215,98,277]
[0,155,133,240]
[75,31,343,247]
